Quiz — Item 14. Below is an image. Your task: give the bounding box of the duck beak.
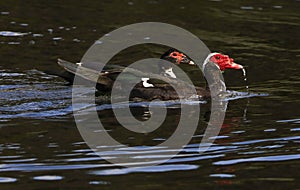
[228,62,243,70]
[188,60,195,65]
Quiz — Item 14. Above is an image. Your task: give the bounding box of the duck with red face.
[208,53,243,71]
[129,49,244,100]
[56,48,244,100]
[161,49,195,65]
[163,49,243,72]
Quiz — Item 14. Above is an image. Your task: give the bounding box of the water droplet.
[242,68,249,93]
[48,28,53,34]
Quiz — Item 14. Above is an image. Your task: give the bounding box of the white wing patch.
[141,78,154,88]
[76,62,82,66]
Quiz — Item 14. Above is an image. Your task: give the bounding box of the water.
[0,1,300,189]
[242,68,249,93]
[0,70,72,119]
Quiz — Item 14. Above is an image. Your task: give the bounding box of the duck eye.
[171,52,177,56]
[215,55,220,59]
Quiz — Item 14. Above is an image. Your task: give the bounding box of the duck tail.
[57,59,113,87]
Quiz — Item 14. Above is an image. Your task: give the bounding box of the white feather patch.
[141,78,154,88]
[76,62,82,66]
[164,67,176,78]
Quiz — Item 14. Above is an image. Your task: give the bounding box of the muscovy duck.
[57,49,243,100]
[129,49,243,100]
[55,49,193,90]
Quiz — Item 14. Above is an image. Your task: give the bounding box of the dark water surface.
[0,1,300,189]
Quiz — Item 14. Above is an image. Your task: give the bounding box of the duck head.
[162,49,243,72]
[206,53,243,71]
[161,48,195,65]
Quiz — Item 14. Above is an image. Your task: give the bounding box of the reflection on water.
[32,175,64,181]
[0,0,299,189]
[0,69,265,120]
[0,31,28,37]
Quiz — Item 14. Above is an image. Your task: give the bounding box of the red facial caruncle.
[168,51,185,64]
[210,53,243,71]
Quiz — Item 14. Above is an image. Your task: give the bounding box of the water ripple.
[89,164,199,176]
[231,135,300,145]
[213,154,300,166]
[33,175,64,181]
[0,177,17,183]
[277,118,300,124]
[0,70,72,119]
[0,31,28,37]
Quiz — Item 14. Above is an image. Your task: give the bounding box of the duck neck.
[202,59,226,96]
